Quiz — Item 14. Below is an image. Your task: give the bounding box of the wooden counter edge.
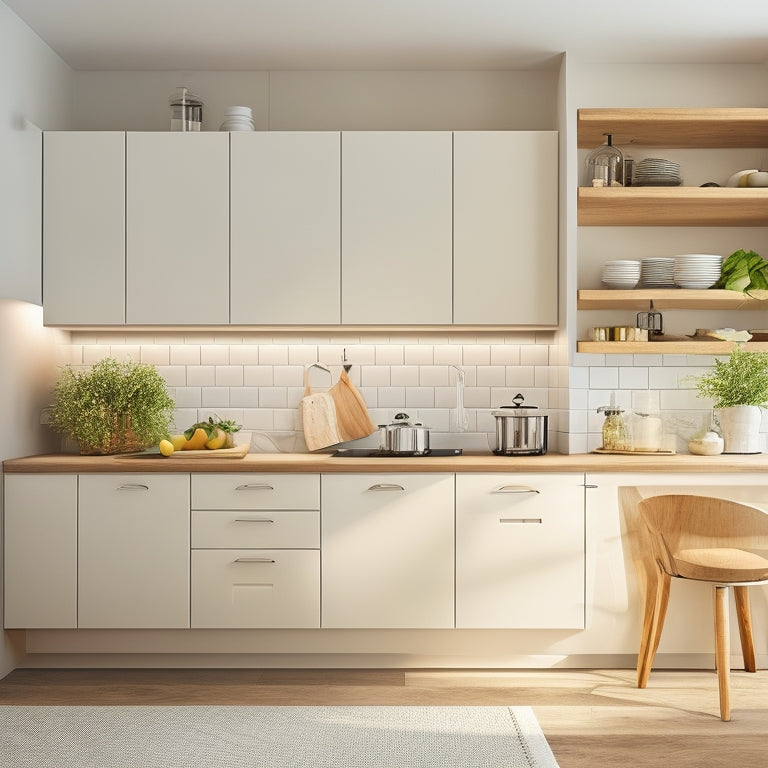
[4,452,768,473]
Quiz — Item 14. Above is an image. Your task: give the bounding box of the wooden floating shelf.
[577,289,768,310]
[577,340,768,355]
[577,108,768,149]
[578,187,768,227]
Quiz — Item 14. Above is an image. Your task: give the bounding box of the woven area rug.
[0,705,559,768]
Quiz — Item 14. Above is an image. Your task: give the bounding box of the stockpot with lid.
[491,393,548,455]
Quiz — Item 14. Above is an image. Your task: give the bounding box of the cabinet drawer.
[192,509,319,549]
[191,549,320,628]
[191,474,319,510]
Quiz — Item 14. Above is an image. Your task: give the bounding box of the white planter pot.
[716,405,764,454]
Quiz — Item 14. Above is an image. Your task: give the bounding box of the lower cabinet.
[78,474,190,629]
[190,474,321,628]
[455,473,585,629]
[321,473,455,628]
[4,474,78,629]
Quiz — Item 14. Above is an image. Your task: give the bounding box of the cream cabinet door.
[125,133,229,324]
[3,474,77,629]
[43,132,125,325]
[322,473,455,628]
[453,131,558,326]
[456,473,584,628]
[78,474,190,628]
[341,132,452,324]
[230,132,341,324]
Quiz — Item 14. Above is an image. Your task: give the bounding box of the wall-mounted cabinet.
[577,107,768,354]
[42,130,558,329]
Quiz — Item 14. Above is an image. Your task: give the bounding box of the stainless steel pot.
[378,413,430,455]
[491,394,548,455]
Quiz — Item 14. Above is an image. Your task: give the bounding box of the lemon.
[183,427,209,450]
[205,427,227,450]
[158,439,175,456]
[170,434,187,451]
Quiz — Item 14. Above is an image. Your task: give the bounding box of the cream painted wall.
[70,69,558,131]
[0,0,71,305]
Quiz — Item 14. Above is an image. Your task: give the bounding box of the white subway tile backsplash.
[156,365,187,387]
[216,365,245,387]
[229,345,260,365]
[273,365,303,387]
[463,345,491,366]
[490,344,520,366]
[619,366,649,389]
[589,367,619,390]
[260,388,289,408]
[173,387,202,408]
[170,345,201,365]
[476,366,506,387]
[187,366,216,387]
[288,346,319,366]
[507,366,534,387]
[464,387,491,408]
[259,345,290,365]
[362,366,391,387]
[230,387,260,408]
[405,387,435,408]
[375,345,405,365]
[391,366,419,386]
[83,345,111,364]
[420,365,450,386]
[404,344,434,365]
[201,345,230,365]
[378,386,406,408]
[520,345,549,366]
[433,345,463,365]
[201,387,230,408]
[244,365,274,386]
[139,345,170,365]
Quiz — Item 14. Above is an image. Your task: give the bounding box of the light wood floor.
[1,667,766,767]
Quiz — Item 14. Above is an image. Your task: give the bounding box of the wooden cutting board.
[167,443,249,458]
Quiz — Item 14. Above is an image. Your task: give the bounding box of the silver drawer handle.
[117,484,149,491]
[234,518,274,524]
[235,484,275,491]
[499,517,543,524]
[234,557,276,564]
[494,486,540,494]
[367,483,405,492]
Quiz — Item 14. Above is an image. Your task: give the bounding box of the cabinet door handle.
[366,483,405,492]
[494,485,540,494]
[234,557,276,564]
[499,517,543,524]
[235,484,275,491]
[234,518,274,523]
[117,484,149,491]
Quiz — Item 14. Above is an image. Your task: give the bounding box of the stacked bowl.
[640,257,675,288]
[601,260,641,289]
[673,254,723,289]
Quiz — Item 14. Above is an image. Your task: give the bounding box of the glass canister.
[597,404,630,451]
[586,133,624,187]
[169,87,203,132]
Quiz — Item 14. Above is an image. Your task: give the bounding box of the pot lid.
[492,393,540,416]
[381,412,426,428]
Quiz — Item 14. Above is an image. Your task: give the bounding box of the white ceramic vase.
[716,405,764,454]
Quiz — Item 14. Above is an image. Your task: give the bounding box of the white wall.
[0,0,71,305]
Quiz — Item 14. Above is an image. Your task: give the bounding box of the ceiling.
[5,0,768,71]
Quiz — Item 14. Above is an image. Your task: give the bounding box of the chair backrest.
[638,494,768,577]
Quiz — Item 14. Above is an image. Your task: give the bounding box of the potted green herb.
[49,357,175,455]
[694,346,768,453]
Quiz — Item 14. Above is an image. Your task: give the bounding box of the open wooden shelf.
[577,340,768,355]
[577,288,767,310]
[577,108,768,149]
[578,186,768,227]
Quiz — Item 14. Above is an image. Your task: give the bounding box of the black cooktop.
[332,448,463,458]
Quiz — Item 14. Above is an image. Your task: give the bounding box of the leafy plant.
[694,346,768,408]
[183,415,241,441]
[50,357,175,454]
[714,249,768,294]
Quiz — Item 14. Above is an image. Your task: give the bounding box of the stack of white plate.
[601,260,641,289]
[640,257,675,287]
[673,254,723,289]
[634,158,682,186]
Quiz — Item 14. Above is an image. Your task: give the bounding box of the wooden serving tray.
[593,448,676,456]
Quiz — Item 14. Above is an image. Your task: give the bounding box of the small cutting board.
[168,443,249,458]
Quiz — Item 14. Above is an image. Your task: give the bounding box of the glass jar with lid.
[169,87,203,132]
[586,133,624,187]
[597,404,630,451]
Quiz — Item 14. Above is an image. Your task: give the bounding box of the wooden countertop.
[5,451,768,474]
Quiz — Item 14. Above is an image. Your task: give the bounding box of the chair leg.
[714,585,731,721]
[733,585,756,673]
[637,572,671,688]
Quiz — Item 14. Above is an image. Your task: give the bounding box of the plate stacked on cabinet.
[673,254,722,289]
[634,158,682,186]
[640,257,675,288]
[601,260,641,289]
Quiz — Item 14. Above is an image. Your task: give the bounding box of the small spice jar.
[597,404,630,451]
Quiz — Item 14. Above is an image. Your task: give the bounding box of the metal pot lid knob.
[496,393,539,411]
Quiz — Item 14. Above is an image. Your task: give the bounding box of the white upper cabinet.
[43,132,125,325]
[453,131,558,326]
[125,133,229,325]
[230,132,341,325]
[341,132,453,324]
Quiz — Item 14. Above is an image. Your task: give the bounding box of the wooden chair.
[619,488,768,721]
